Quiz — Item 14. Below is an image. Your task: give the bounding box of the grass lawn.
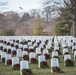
[0,43,76,75]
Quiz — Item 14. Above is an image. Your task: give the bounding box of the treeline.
[43,0,76,36]
[0,8,54,36]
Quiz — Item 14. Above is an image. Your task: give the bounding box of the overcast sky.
[0,0,41,13]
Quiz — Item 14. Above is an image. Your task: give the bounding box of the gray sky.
[0,0,41,12]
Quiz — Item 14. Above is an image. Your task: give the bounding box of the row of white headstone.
[51,36,76,73]
[0,36,76,74]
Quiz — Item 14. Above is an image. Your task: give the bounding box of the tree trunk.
[73,7,76,37]
[68,24,71,35]
[73,21,76,37]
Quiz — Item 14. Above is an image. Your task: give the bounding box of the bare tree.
[30,9,41,19]
[30,9,38,18]
[43,0,76,37]
[42,6,52,22]
[21,12,30,22]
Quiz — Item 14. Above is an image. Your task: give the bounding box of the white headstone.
[5,54,12,60]
[38,55,45,68]
[63,48,68,55]
[23,45,28,49]
[5,54,12,65]
[39,44,44,49]
[72,46,76,53]
[22,51,28,57]
[19,44,23,48]
[62,43,67,48]
[64,54,71,61]
[12,57,19,67]
[20,60,29,75]
[1,52,6,62]
[33,43,38,47]
[51,58,59,73]
[17,49,22,57]
[11,47,16,51]
[36,48,41,55]
[29,46,34,50]
[46,44,51,49]
[7,46,11,50]
[20,60,29,70]
[67,40,73,47]
[29,52,35,59]
[43,49,49,55]
[54,46,59,50]
[1,52,6,59]
[51,58,59,67]
[14,42,18,46]
[52,51,58,57]
[28,42,32,46]
[3,45,7,50]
